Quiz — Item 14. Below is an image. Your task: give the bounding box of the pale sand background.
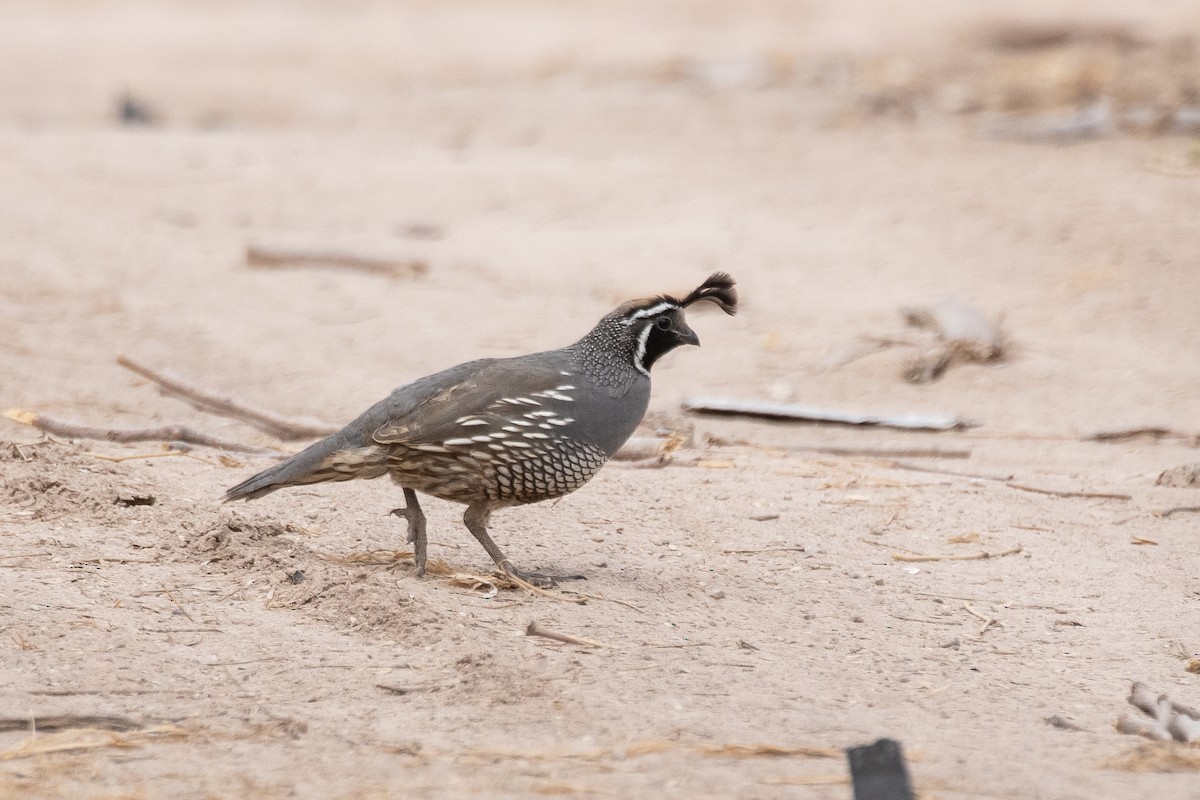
[2,2,1200,797]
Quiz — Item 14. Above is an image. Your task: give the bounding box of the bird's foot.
[497,560,586,588]
[388,505,427,577]
[388,506,418,544]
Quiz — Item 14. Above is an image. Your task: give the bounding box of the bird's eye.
[655,317,672,331]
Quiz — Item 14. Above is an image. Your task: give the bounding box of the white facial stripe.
[633,322,652,376]
[621,302,678,325]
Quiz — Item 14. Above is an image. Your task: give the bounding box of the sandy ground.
[3,2,1200,798]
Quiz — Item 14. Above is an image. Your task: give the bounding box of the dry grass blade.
[326,549,586,603]
[1105,743,1200,772]
[0,725,190,761]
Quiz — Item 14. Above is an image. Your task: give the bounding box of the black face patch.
[635,308,694,374]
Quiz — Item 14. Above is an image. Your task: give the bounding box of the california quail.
[225,273,737,584]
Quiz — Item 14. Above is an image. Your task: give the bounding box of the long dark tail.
[223,435,385,502]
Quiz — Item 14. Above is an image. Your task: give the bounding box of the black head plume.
[668,272,737,316]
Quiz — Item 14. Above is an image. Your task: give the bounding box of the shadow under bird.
[224,273,737,585]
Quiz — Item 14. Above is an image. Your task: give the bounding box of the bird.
[224,272,737,585]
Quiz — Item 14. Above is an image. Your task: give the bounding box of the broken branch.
[4,409,283,455]
[525,620,610,648]
[246,243,427,279]
[117,354,338,441]
[892,546,1023,563]
[1006,482,1131,501]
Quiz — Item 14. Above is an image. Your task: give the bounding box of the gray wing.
[224,358,497,501]
[370,355,579,447]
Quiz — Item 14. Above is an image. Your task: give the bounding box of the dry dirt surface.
[4,1,1200,798]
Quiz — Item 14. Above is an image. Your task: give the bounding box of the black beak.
[677,322,700,348]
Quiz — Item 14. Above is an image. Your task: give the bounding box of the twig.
[611,436,685,462]
[117,354,338,441]
[89,450,185,463]
[562,592,645,613]
[161,586,196,624]
[878,460,1013,482]
[805,446,971,459]
[0,715,144,733]
[1086,426,1197,445]
[246,243,428,279]
[1158,506,1200,519]
[961,602,991,624]
[860,538,926,556]
[498,572,588,605]
[375,684,440,696]
[525,620,610,648]
[723,547,806,555]
[0,552,51,561]
[1007,482,1131,501]
[963,601,1000,635]
[5,409,282,455]
[682,397,977,431]
[892,546,1023,563]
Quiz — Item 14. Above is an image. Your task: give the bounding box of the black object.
[846,738,915,800]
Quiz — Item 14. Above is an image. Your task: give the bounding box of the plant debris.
[246,243,428,280]
[901,300,1007,383]
[1156,464,1200,488]
[683,397,976,431]
[1116,682,1200,743]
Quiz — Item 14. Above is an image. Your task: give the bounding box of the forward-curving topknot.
[667,272,738,316]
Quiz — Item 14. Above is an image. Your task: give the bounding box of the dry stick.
[5,410,282,455]
[1158,506,1200,518]
[117,354,338,441]
[610,436,684,462]
[805,446,971,459]
[963,601,1000,636]
[0,715,144,733]
[723,547,807,555]
[564,592,645,613]
[161,586,196,624]
[90,450,185,463]
[525,620,610,649]
[246,243,428,279]
[1086,426,1196,443]
[881,460,1013,482]
[860,538,926,556]
[1006,482,1131,501]
[892,546,1023,563]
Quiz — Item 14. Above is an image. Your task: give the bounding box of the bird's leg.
[389,488,428,577]
[462,502,585,588]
